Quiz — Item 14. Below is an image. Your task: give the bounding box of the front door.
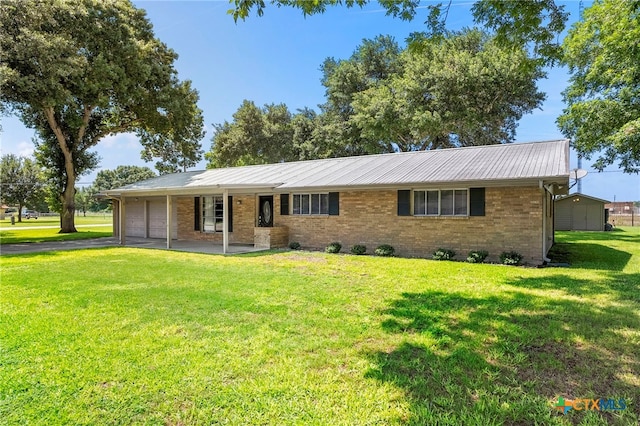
[258,196,273,227]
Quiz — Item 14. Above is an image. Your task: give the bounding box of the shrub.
[466,250,489,263]
[432,248,456,261]
[374,244,395,257]
[325,242,342,254]
[350,244,367,255]
[288,241,301,250]
[500,251,523,265]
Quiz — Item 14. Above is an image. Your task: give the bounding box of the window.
[202,196,224,232]
[413,189,468,216]
[414,190,439,215]
[293,193,329,215]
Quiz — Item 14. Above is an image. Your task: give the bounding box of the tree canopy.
[207,100,326,168]
[0,0,204,232]
[207,30,545,166]
[0,154,45,222]
[350,30,545,151]
[557,0,640,174]
[88,165,157,211]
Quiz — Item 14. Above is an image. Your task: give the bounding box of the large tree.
[207,100,297,168]
[0,154,45,222]
[228,0,568,64]
[351,30,545,151]
[557,0,640,174]
[319,35,402,155]
[0,0,204,233]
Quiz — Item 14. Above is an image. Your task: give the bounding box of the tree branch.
[76,104,94,145]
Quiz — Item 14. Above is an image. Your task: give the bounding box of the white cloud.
[17,141,35,157]
[100,132,139,149]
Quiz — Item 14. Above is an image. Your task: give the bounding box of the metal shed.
[555,194,610,231]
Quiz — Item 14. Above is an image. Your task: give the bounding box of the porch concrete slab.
[1,237,266,256]
[123,237,263,255]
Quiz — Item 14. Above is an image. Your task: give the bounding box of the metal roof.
[555,193,611,204]
[106,139,569,195]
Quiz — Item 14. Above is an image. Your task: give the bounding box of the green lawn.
[1,214,113,228]
[1,229,638,425]
[0,215,112,243]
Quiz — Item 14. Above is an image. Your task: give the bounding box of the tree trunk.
[17,202,23,223]
[59,173,77,233]
[44,107,78,233]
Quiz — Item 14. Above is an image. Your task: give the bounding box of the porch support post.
[119,196,126,246]
[223,189,229,254]
[166,195,172,249]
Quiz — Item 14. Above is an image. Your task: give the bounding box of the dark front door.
[258,196,273,227]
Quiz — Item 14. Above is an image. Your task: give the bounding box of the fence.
[609,213,638,227]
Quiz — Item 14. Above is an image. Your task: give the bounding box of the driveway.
[0,237,121,255]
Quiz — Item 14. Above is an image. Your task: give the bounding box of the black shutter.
[194,197,200,231]
[280,193,289,215]
[328,192,339,215]
[398,190,411,216]
[469,188,485,216]
[228,196,233,232]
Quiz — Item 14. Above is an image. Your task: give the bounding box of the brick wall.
[274,187,545,264]
[176,195,255,244]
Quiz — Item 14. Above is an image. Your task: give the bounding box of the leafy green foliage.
[92,166,156,192]
[228,0,416,22]
[500,251,523,266]
[471,0,568,65]
[466,250,489,263]
[325,241,342,253]
[205,100,321,168]
[288,241,301,250]
[374,244,395,256]
[0,0,204,232]
[351,30,545,151]
[83,165,156,212]
[432,248,456,261]
[557,0,640,173]
[0,154,46,222]
[350,244,367,255]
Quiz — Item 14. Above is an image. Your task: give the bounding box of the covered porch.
[110,190,289,254]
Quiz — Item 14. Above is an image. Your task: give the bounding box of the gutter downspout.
[540,181,554,263]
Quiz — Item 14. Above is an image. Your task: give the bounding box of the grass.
[1,228,638,425]
[0,215,112,244]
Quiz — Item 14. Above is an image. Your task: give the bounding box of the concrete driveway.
[0,237,121,255]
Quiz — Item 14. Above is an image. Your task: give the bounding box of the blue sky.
[1,0,638,201]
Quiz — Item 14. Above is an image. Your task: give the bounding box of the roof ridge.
[188,139,569,173]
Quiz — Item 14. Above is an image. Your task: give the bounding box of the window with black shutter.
[280,193,289,215]
[328,192,339,215]
[194,197,200,231]
[469,188,485,216]
[397,190,411,216]
[228,195,233,232]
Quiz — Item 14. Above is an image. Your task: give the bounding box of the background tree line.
[207,29,545,167]
[211,0,639,174]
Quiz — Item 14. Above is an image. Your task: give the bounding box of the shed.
[555,194,610,231]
